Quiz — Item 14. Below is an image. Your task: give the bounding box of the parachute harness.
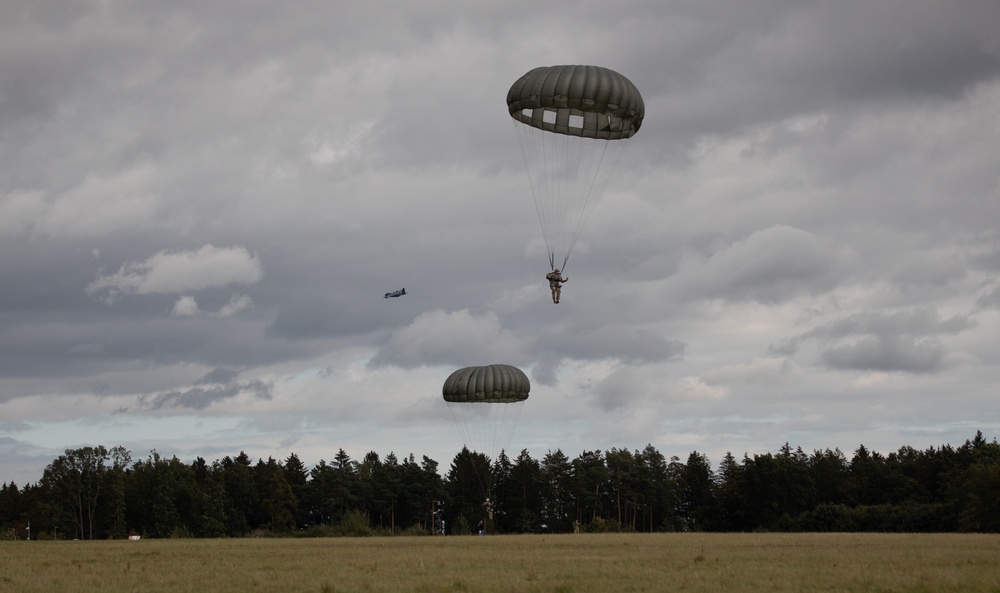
[513,119,632,273]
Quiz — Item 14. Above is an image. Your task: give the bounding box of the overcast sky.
[3,0,1000,486]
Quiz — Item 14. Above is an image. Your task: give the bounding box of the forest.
[2,431,998,539]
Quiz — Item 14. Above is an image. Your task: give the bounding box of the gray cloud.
[141,378,273,411]
[676,225,855,304]
[820,335,946,374]
[197,367,241,385]
[530,323,686,387]
[806,308,974,340]
[975,286,1000,311]
[968,248,1000,273]
[802,308,975,374]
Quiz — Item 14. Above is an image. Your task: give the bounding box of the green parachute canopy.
[507,65,644,271]
[442,364,530,404]
[507,65,644,140]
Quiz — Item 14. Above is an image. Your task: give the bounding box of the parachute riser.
[548,254,569,274]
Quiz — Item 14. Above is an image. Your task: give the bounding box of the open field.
[2,533,999,593]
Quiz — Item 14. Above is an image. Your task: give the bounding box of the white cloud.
[171,294,252,317]
[672,376,730,402]
[172,296,200,317]
[217,294,253,318]
[86,245,263,304]
[307,121,376,167]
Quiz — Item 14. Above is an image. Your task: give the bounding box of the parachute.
[507,65,644,272]
[442,364,529,463]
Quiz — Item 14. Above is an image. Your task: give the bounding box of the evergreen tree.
[191,456,227,537]
[678,451,715,531]
[0,483,23,536]
[809,448,849,506]
[715,452,744,531]
[540,449,574,532]
[125,451,200,538]
[444,447,490,534]
[847,445,885,506]
[489,450,514,533]
[309,449,360,526]
[605,448,637,530]
[372,452,402,532]
[219,453,256,536]
[638,444,676,532]
[253,457,297,532]
[418,456,447,534]
[503,449,543,533]
[571,449,608,527]
[954,433,1000,531]
[282,453,311,529]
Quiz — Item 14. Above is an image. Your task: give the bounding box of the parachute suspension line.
[445,401,492,501]
[562,135,633,268]
[514,118,633,271]
[513,120,555,266]
[559,133,595,271]
[556,131,587,271]
[514,122,587,269]
[445,400,525,500]
[444,400,525,465]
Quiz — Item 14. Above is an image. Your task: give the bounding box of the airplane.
[384,288,406,299]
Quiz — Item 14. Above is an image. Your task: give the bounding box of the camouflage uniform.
[545,269,568,304]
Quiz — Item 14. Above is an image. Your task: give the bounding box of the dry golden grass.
[2,533,999,593]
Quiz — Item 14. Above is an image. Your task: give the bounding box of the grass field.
[2,533,999,593]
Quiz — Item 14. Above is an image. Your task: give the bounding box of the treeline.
[2,431,999,539]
